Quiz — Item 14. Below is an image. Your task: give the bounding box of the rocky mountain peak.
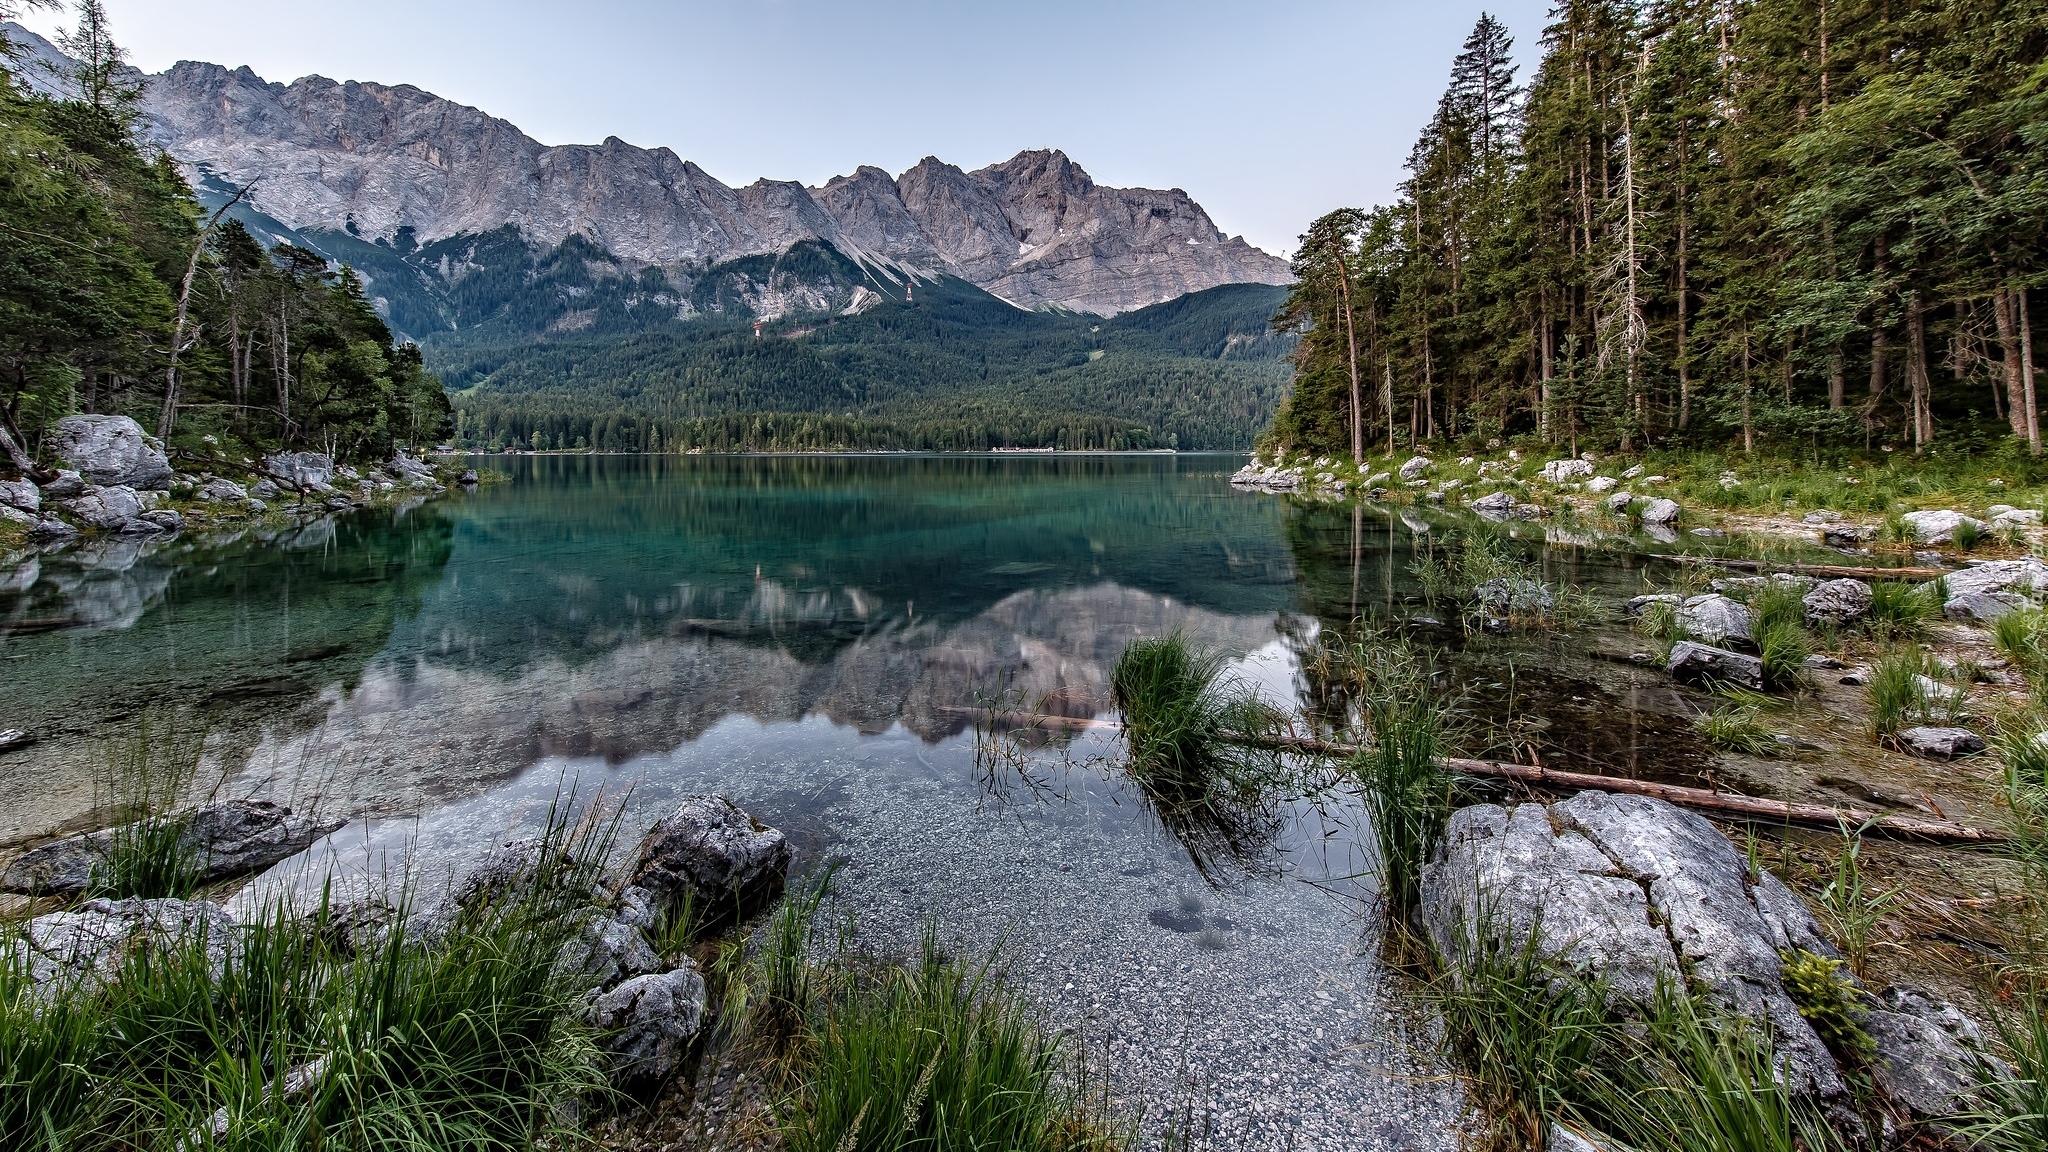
[20,21,1292,315]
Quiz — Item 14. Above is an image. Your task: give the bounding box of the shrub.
[1779,950,1875,1064]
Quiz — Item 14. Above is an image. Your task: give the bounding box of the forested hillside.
[1270,0,2045,463]
[0,3,451,472]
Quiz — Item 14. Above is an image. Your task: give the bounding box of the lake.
[0,452,1808,1147]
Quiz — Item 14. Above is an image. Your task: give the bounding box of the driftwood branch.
[1670,555,1945,581]
[1245,733,2003,844]
[947,708,2003,844]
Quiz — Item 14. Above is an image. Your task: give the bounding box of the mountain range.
[6,25,1298,450]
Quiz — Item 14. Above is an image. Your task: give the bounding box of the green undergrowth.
[1697,705,1784,757]
[1866,649,1966,743]
[1,805,617,1152]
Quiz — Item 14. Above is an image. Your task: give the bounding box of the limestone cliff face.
[137,56,1291,314]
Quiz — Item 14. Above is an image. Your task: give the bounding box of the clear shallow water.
[0,453,1856,1147]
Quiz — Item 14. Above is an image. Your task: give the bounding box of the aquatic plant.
[1109,633,1290,876]
[782,926,1115,1152]
[1697,706,1783,757]
[86,712,211,900]
[1351,640,1455,920]
[1867,649,1944,741]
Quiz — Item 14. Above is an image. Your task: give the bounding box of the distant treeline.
[455,407,1170,453]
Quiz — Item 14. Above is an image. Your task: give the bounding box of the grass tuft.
[1344,635,1454,920]
[1697,705,1784,757]
[1864,578,1941,639]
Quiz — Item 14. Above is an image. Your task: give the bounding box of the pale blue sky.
[22,0,1555,257]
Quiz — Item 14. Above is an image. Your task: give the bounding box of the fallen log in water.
[1670,555,1945,581]
[950,707,2004,843]
[1242,734,2003,844]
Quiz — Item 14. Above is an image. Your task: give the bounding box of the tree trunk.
[1333,250,1363,468]
[1741,330,1754,454]
[1539,314,1554,442]
[1997,286,2027,438]
[1908,292,1933,450]
[1828,349,1845,409]
[2025,286,2041,456]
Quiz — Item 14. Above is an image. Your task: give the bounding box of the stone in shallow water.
[1678,593,1751,645]
[0,800,338,895]
[1802,578,1872,626]
[1666,640,1763,689]
[1639,497,1681,524]
[629,795,791,927]
[1896,726,1983,759]
[1900,509,1987,544]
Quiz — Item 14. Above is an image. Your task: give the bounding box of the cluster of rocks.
[1931,557,2048,624]
[1625,577,1875,691]
[1,414,457,547]
[1228,457,1348,497]
[4,793,790,1095]
[1422,790,2001,1139]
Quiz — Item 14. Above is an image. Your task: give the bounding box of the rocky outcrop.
[629,795,791,927]
[263,452,336,489]
[46,415,173,490]
[1,800,338,895]
[1866,985,2002,1124]
[124,35,1289,317]
[1677,594,1751,646]
[1421,792,1849,1106]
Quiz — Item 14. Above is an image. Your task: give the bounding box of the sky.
[19,0,1556,258]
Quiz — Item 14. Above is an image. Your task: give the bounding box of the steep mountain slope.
[135,54,1290,316]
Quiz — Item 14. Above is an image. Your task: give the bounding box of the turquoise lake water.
[0,452,1794,1148]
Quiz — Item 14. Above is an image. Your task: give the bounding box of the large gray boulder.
[1679,593,1752,645]
[388,453,435,482]
[62,485,144,532]
[1945,590,2030,623]
[1639,498,1682,524]
[628,795,791,927]
[1421,792,1848,1105]
[589,962,707,1088]
[1624,593,1681,618]
[1666,640,1764,690]
[1472,491,1518,517]
[263,452,336,489]
[1938,558,2048,600]
[1900,509,1988,544]
[559,901,664,990]
[16,896,236,992]
[1,800,338,895]
[47,415,172,490]
[1866,985,2001,1123]
[1398,455,1432,481]
[1802,579,1873,626]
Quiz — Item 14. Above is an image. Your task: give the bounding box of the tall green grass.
[1865,578,1942,640]
[1,803,617,1151]
[1746,582,1815,691]
[1866,649,1963,741]
[1697,705,1783,757]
